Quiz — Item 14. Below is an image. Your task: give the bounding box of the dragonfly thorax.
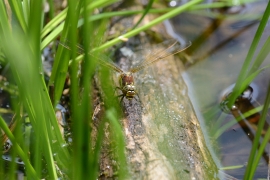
[119,72,136,99]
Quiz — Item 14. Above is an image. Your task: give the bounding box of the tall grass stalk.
[0,0,69,179]
[92,0,202,52]
[41,0,257,50]
[210,0,270,177]
[212,0,270,178]
[227,0,270,108]
[244,81,270,179]
[0,0,251,178]
[0,116,37,179]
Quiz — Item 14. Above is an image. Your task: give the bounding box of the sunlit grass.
[188,0,270,178]
[1,0,202,178]
[215,0,270,178]
[0,0,269,179]
[227,0,270,108]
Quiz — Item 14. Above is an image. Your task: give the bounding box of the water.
[169,0,270,179]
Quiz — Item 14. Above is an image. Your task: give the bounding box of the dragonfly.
[59,40,191,100]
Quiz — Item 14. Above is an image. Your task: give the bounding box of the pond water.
[169,0,270,179]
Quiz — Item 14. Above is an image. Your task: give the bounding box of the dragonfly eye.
[129,85,135,90]
[124,85,135,91]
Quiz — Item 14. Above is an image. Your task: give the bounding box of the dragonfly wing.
[59,40,123,73]
[130,40,191,73]
[92,53,124,73]
[58,39,85,55]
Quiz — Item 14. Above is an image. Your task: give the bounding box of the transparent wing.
[130,40,191,73]
[58,40,124,73]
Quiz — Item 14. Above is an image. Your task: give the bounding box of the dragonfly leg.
[114,87,122,94]
[114,86,125,101]
[134,93,142,104]
[117,94,125,102]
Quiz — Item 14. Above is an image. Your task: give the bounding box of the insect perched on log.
[59,40,190,100]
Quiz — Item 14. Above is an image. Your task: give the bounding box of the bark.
[98,2,219,180]
[119,37,218,180]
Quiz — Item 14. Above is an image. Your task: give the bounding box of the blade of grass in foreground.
[6,0,27,32]
[106,109,128,179]
[132,0,154,29]
[65,0,202,66]
[64,0,88,179]
[91,0,202,52]
[97,61,128,178]
[41,0,119,44]
[1,30,57,178]
[68,0,97,178]
[48,1,118,106]
[0,22,69,180]
[41,0,257,50]
[214,106,264,139]
[227,0,270,108]
[250,108,270,178]
[0,116,38,179]
[244,80,270,179]
[247,35,270,75]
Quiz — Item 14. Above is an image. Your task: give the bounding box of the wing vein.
[59,40,123,73]
[130,41,191,73]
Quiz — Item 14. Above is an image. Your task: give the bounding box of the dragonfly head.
[123,84,136,99]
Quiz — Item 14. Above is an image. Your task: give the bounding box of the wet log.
[98,2,219,180]
[117,37,218,179]
[108,21,219,180]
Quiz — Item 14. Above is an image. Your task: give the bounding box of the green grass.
[217,0,270,178]
[0,0,269,179]
[207,2,270,180]
[0,0,204,179]
[227,0,270,108]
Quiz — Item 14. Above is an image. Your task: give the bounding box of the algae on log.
[117,36,218,179]
[97,2,219,179]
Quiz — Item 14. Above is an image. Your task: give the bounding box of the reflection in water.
[170,0,270,179]
[220,84,270,165]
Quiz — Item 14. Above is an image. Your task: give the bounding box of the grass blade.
[227,0,270,108]
[244,80,270,179]
[91,0,202,52]
[0,116,38,179]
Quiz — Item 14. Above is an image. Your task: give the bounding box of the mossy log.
[117,37,218,179]
[98,2,219,180]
